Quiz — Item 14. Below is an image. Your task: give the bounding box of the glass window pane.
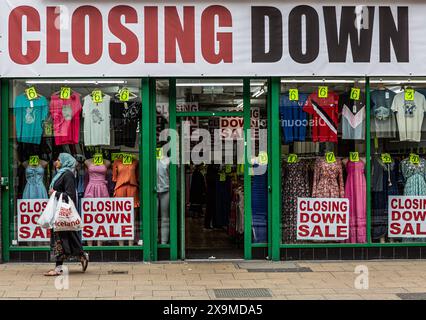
[10,79,142,248]
[370,77,426,243]
[280,77,367,244]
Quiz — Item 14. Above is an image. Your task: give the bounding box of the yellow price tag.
[349,152,359,162]
[60,87,71,100]
[289,89,299,101]
[93,153,104,166]
[381,153,392,164]
[25,87,38,100]
[237,164,244,176]
[405,89,415,101]
[219,172,226,182]
[92,90,103,103]
[225,165,232,173]
[119,88,130,102]
[350,88,361,101]
[156,148,164,160]
[287,154,298,163]
[123,153,133,165]
[318,86,328,98]
[29,156,40,166]
[258,152,268,165]
[325,152,336,163]
[410,153,420,165]
[111,153,123,161]
[231,172,237,182]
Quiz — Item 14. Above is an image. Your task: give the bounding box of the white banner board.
[0,1,422,77]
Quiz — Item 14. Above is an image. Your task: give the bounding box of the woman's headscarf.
[49,153,77,190]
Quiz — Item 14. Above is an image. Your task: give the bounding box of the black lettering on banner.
[323,6,375,62]
[379,7,409,62]
[288,5,319,63]
[251,6,283,62]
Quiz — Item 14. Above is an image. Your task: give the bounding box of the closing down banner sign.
[0,1,422,77]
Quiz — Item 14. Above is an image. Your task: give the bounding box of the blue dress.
[279,93,308,144]
[401,158,426,242]
[22,166,48,199]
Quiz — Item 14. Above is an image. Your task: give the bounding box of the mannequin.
[84,156,111,247]
[157,148,170,244]
[112,154,140,246]
[22,158,49,200]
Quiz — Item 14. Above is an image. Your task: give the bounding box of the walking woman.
[44,153,89,276]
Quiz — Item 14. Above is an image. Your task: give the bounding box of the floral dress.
[282,160,310,243]
[312,157,345,198]
[401,157,426,243]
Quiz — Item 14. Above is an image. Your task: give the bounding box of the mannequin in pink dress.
[84,158,111,246]
[343,156,367,244]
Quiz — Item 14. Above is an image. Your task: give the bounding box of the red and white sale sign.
[17,199,51,242]
[82,198,135,241]
[297,198,349,240]
[388,196,426,238]
[220,107,259,140]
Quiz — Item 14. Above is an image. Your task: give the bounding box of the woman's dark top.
[53,171,77,204]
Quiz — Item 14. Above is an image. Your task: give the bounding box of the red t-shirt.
[303,92,339,143]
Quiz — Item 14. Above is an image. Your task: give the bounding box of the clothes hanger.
[115,87,138,101]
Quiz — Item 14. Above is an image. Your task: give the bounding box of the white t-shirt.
[82,95,111,146]
[391,91,426,142]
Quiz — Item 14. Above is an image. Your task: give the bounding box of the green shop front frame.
[2,76,426,263]
[154,78,272,261]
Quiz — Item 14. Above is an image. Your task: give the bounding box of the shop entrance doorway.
[177,116,246,259]
[153,78,270,261]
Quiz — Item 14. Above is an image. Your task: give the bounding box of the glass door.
[170,78,269,260]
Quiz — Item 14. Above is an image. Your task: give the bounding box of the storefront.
[1,1,426,262]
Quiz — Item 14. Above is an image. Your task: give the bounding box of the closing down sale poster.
[81,198,135,241]
[297,198,349,241]
[0,1,424,77]
[389,196,426,238]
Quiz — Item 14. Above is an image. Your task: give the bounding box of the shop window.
[9,79,142,248]
[370,77,426,244]
[280,78,367,244]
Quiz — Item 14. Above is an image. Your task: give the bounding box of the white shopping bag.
[53,193,83,232]
[37,191,58,229]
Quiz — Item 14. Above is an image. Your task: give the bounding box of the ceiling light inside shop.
[176,82,265,87]
[25,80,128,85]
[281,79,356,84]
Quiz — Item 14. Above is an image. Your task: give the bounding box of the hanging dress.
[282,160,310,243]
[22,166,48,199]
[401,158,426,243]
[344,161,367,243]
[312,157,345,198]
[371,157,399,241]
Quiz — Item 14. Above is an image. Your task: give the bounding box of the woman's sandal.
[80,253,89,272]
[44,269,63,277]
